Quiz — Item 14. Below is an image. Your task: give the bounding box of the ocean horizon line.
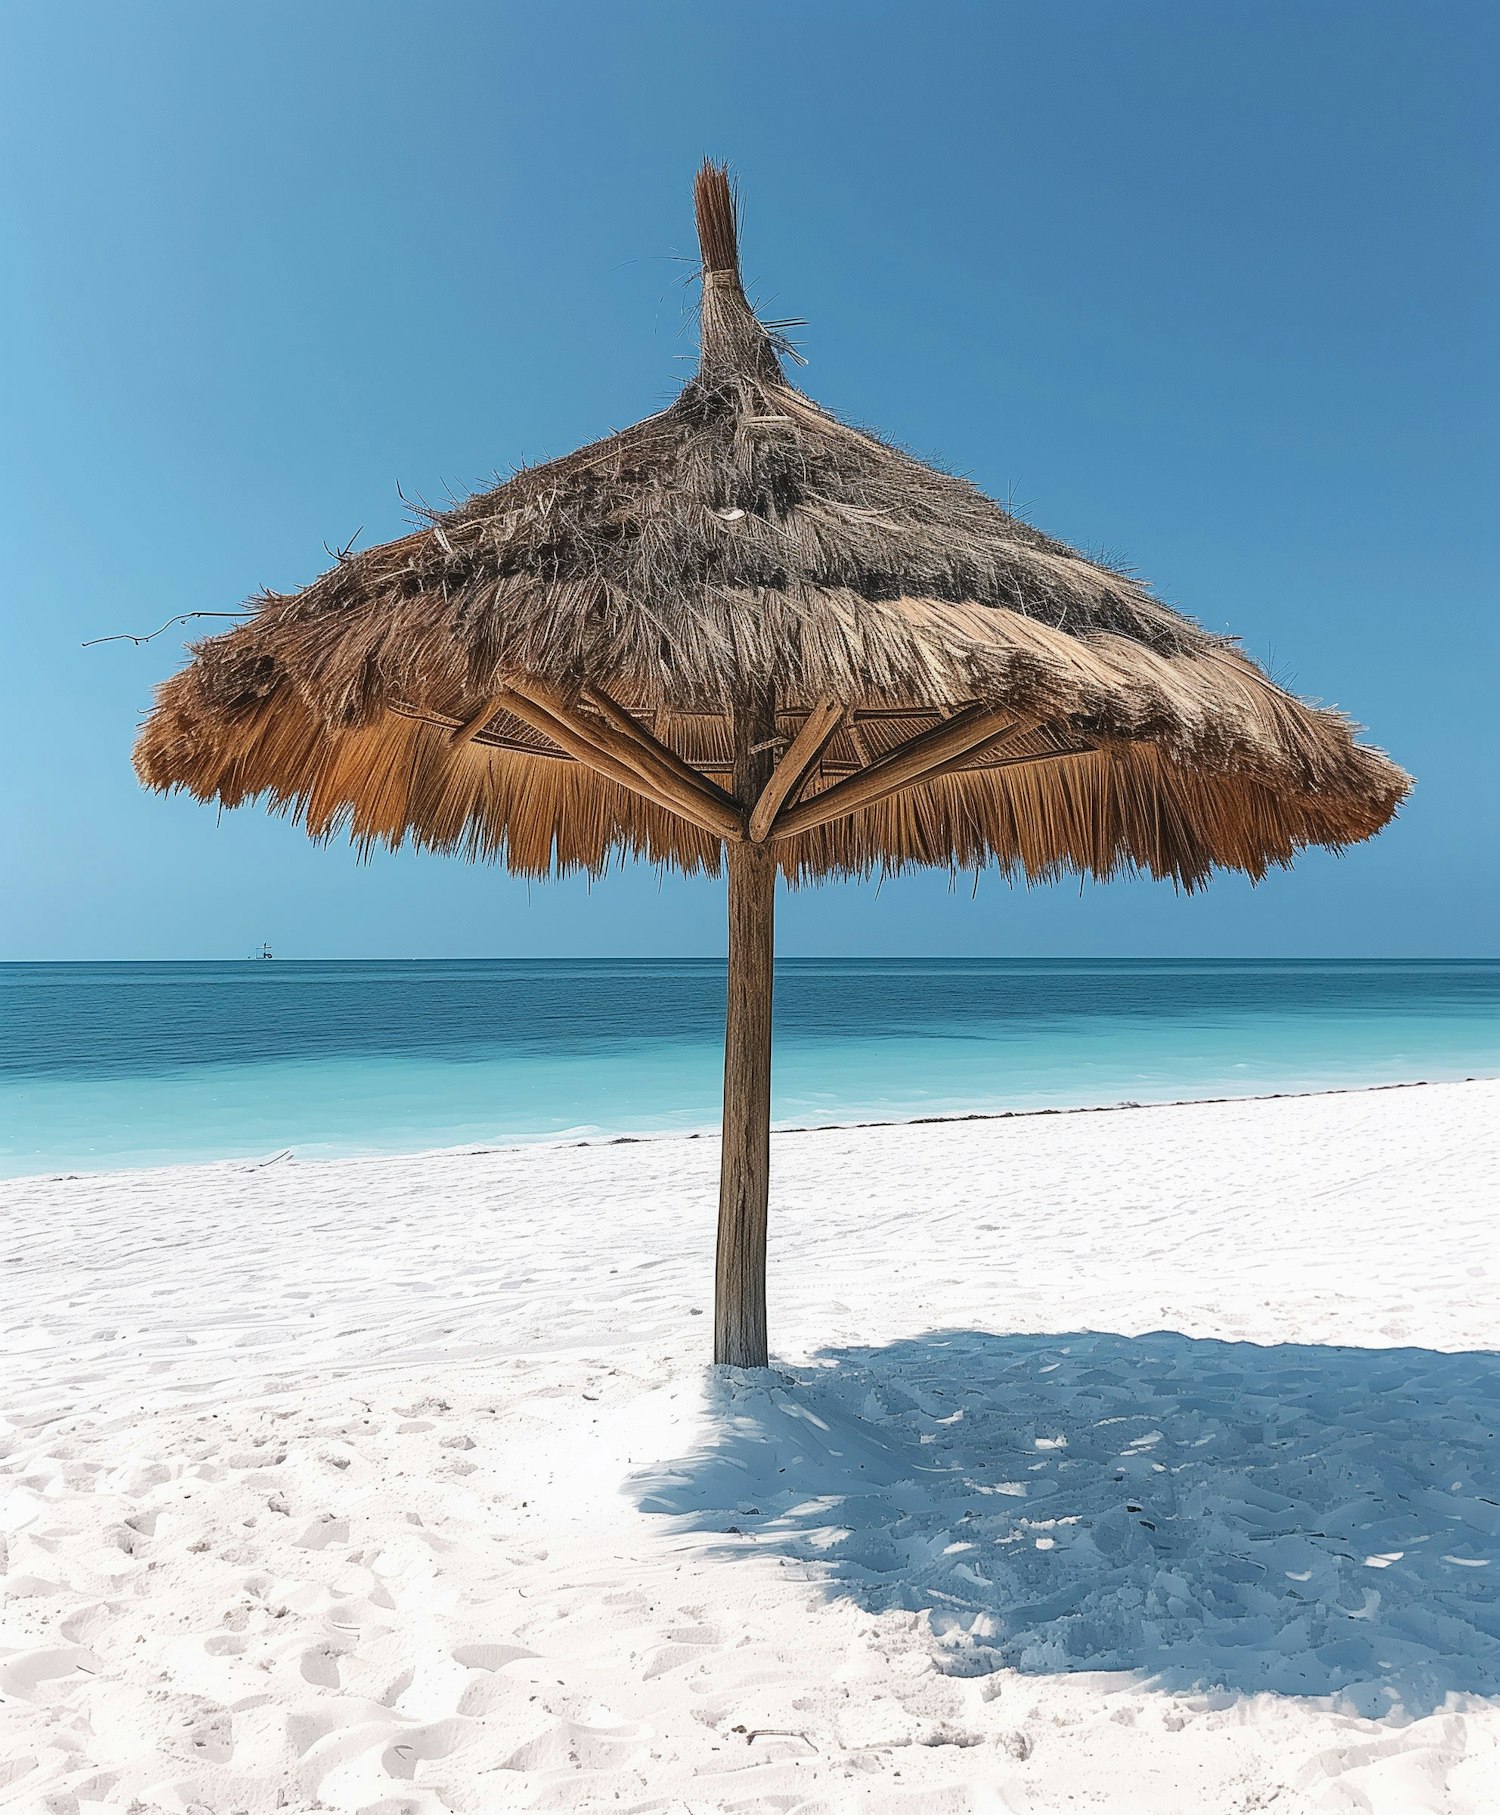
[4,954,1497,968]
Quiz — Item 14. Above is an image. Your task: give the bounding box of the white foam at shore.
[2,1080,1497,1811]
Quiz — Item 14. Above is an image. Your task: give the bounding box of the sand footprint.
[295,1514,350,1550]
[56,1602,114,1644]
[501,1711,650,1774]
[381,1716,473,1779]
[303,1712,475,1810]
[180,1700,234,1764]
[451,1642,535,1671]
[0,1645,102,1703]
[300,1645,343,1688]
[661,1623,720,1646]
[641,1644,713,1680]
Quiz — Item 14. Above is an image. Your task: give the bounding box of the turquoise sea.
[1,959,1495,1178]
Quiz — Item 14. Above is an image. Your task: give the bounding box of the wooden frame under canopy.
[135,164,1409,1368]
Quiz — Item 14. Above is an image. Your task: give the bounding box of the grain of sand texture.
[3,1081,1498,1813]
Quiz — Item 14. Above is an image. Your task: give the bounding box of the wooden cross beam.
[767,703,1039,840]
[499,679,745,842]
[581,685,742,821]
[429,685,1091,849]
[449,696,511,748]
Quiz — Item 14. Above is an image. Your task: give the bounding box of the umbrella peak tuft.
[694,160,741,276]
[694,161,783,384]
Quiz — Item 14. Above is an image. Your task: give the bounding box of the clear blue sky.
[3,1,1494,960]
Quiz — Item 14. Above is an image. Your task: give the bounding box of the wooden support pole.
[715,691,777,1368]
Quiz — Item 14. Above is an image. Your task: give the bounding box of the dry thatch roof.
[136,164,1408,889]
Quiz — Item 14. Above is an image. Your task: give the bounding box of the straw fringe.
[137,683,1394,892]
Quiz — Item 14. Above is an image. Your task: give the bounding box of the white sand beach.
[2,1079,1497,1814]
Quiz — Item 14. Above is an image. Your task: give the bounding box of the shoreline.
[8,1068,1495,1186]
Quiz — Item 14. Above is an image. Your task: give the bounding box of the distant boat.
[249,942,274,960]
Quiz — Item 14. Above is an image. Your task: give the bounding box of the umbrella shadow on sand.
[633,1329,1500,1718]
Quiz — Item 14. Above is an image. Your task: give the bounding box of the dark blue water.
[1,960,1495,1176]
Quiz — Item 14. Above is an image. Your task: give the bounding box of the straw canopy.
[136,164,1407,891]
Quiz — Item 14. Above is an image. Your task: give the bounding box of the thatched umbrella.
[136,164,1408,1368]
